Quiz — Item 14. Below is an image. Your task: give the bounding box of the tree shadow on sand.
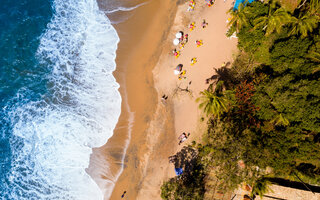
[205,62,235,91]
[168,146,203,178]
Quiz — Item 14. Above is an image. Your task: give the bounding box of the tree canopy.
[161,0,320,198]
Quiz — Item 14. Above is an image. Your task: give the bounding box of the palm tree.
[253,7,294,36]
[310,0,320,14]
[308,50,320,62]
[307,50,320,73]
[301,0,320,15]
[271,113,290,126]
[196,90,227,118]
[289,13,319,37]
[251,178,273,199]
[228,3,249,33]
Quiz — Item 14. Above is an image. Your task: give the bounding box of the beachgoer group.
[168,2,214,172]
[189,22,195,31]
[205,0,214,7]
[173,49,180,58]
[188,0,196,11]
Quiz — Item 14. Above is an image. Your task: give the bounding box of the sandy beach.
[88,0,237,199]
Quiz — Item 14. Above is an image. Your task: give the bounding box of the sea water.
[0,0,121,199]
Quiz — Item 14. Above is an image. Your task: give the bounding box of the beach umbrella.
[175,32,182,39]
[176,64,183,71]
[174,64,183,75]
[173,38,180,46]
[174,168,183,176]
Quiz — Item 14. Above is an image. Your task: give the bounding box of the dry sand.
[88,0,238,199]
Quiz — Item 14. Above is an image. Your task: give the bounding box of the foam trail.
[104,2,148,14]
[1,0,121,199]
[103,81,134,199]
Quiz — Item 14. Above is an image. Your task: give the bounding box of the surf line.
[103,2,148,14]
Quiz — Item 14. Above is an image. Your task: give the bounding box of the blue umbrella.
[175,168,183,176]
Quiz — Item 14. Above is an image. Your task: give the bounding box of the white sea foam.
[104,2,147,14]
[4,0,121,199]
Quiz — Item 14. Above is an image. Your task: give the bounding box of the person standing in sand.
[202,19,208,28]
[121,191,126,198]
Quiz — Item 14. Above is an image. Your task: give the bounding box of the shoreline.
[88,0,180,199]
[88,0,238,199]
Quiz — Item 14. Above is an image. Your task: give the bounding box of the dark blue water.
[0,0,121,199]
[0,0,52,198]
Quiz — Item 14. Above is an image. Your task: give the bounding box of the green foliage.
[214,0,320,192]
[289,13,319,37]
[227,3,250,34]
[251,178,273,198]
[161,0,320,198]
[254,7,294,36]
[196,90,228,118]
[160,146,206,200]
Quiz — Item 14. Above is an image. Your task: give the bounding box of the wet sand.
[88,0,180,199]
[88,0,238,199]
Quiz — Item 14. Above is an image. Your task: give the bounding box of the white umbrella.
[173,38,180,46]
[174,70,180,75]
[175,32,182,38]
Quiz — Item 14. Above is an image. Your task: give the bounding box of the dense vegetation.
[161,0,320,199]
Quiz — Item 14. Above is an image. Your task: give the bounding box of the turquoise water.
[0,0,121,199]
[234,0,255,10]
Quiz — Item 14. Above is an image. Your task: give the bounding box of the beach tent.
[174,168,183,176]
[233,0,255,10]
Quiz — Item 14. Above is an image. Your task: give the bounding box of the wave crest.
[3,0,121,199]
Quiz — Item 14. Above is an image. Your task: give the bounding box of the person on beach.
[189,22,195,31]
[168,155,176,163]
[121,191,126,198]
[178,133,190,145]
[179,42,185,50]
[191,57,197,65]
[162,95,168,100]
[188,0,196,11]
[205,0,214,7]
[161,94,168,105]
[173,49,180,58]
[178,70,187,80]
[178,31,184,42]
[202,19,208,28]
[185,34,189,43]
[195,40,203,47]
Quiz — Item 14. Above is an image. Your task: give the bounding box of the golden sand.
[88,0,237,199]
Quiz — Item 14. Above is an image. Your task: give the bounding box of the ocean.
[0,0,121,199]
